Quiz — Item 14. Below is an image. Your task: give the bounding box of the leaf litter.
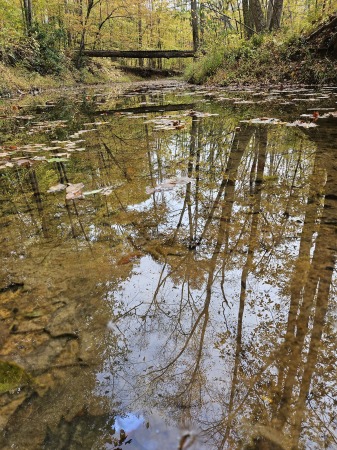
[48,182,114,198]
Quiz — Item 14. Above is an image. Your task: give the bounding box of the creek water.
[0,80,336,449]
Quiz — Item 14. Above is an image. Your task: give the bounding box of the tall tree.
[191,0,199,52]
[22,0,33,33]
[267,0,284,30]
[250,0,266,32]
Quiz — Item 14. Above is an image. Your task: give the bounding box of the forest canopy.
[0,0,337,81]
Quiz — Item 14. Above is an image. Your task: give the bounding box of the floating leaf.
[146,176,193,194]
[66,183,84,200]
[0,162,14,169]
[83,189,103,196]
[15,115,34,120]
[241,117,284,125]
[100,187,113,196]
[185,110,219,118]
[286,120,318,128]
[47,158,69,163]
[118,251,143,265]
[31,156,47,161]
[17,159,32,167]
[54,152,70,158]
[47,183,67,193]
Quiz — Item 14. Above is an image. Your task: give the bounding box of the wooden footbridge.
[82,49,195,59]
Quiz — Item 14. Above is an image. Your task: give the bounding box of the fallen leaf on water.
[47,157,69,163]
[0,162,14,169]
[17,159,32,167]
[31,156,47,161]
[100,187,113,195]
[241,117,284,125]
[54,152,70,158]
[186,110,219,118]
[146,176,193,194]
[47,183,67,193]
[286,120,318,128]
[83,186,114,196]
[66,183,84,200]
[117,251,143,265]
[83,189,103,196]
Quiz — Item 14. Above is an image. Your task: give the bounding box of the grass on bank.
[0,58,132,97]
[0,28,136,97]
[185,28,337,86]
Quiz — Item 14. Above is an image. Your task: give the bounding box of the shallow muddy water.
[0,80,336,449]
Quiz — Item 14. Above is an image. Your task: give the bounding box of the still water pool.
[0,80,336,449]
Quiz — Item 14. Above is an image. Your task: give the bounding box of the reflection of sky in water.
[114,413,144,433]
[100,249,288,413]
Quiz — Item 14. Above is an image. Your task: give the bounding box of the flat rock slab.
[45,304,79,338]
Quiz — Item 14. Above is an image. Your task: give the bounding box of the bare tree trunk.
[199,2,205,46]
[268,0,283,30]
[250,0,266,32]
[242,0,254,38]
[191,0,199,53]
[77,0,94,66]
[138,2,144,67]
[22,0,33,33]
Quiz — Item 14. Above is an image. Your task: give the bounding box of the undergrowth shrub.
[30,24,66,75]
[0,24,66,75]
[186,27,337,86]
[185,43,227,84]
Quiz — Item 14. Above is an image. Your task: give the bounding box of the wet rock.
[53,339,80,367]
[45,304,79,338]
[78,331,100,364]
[0,391,28,429]
[0,322,10,348]
[0,282,24,294]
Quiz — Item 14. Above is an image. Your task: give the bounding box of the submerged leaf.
[0,360,32,394]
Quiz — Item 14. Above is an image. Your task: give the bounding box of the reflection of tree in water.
[111,119,336,449]
[266,122,337,449]
[1,96,336,449]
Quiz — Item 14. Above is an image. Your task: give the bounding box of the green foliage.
[29,24,66,75]
[187,24,337,86]
[185,43,227,84]
[1,24,66,75]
